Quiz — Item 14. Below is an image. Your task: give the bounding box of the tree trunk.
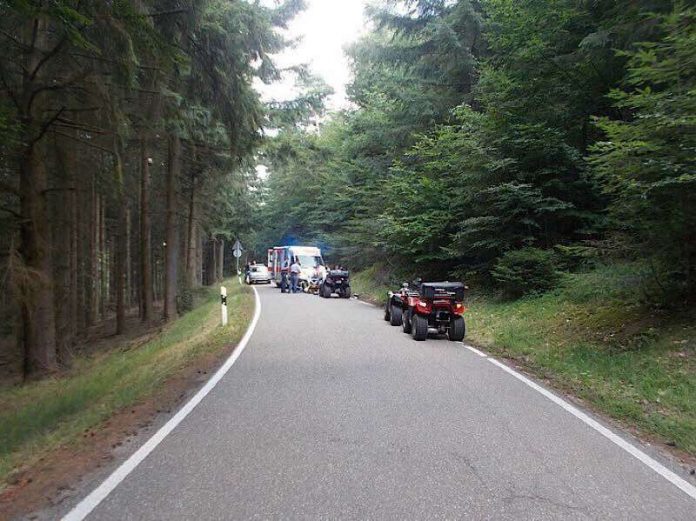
[17,16,57,377]
[139,137,153,321]
[164,133,181,321]
[125,205,132,308]
[208,237,218,286]
[88,181,99,325]
[70,158,79,336]
[196,227,203,286]
[185,174,197,288]
[19,141,58,376]
[53,135,74,364]
[100,199,107,320]
[217,238,225,281]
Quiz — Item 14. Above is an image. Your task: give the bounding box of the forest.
[1,1,695,513]
[0,0,323,381]
[259,0,695,302]
[256,1,695,453]
[1,0,694,381]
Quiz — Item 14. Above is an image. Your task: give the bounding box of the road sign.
[232,239,243,258]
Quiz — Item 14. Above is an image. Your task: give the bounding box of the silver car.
[245,264,271,284]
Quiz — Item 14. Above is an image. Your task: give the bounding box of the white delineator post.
[220,286,228,326]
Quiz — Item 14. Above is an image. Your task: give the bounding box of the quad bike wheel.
[389,304,403,326]
[321,284,332,298]
[401,309,412,334]
[342,287,351,299]
[411,314,428,341]
[448,316,466,341]
[384,302,391,321]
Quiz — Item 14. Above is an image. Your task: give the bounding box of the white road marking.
[62,286,262,521]
[486,357,696,501]
[462,344,488,357]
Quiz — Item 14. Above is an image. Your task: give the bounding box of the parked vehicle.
[267,246,325,291]
[245,264,271,285]
[320,269,351,298]
[385,281,467,342]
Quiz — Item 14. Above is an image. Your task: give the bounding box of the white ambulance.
[267,245,325,290]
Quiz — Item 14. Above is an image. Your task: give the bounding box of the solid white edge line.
[486,357,696,501]
[62,286,262,521]
[462,344,488,357]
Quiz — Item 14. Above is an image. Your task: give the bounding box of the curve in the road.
[61,285,696,520]
[62,286,262,521]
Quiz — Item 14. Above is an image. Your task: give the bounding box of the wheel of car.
[389,304,402,326]
[412,314,428,341]
[448,316,466,342]
[402,309,412,334]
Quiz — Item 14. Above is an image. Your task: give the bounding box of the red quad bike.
[385,282,467,342]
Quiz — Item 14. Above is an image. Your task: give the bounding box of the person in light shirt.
[289,258,302,293]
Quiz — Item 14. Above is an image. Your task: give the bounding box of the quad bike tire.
[412,314,428,341]
[321,284,332,298]
[342,287,351,299]
[389,304,403,326]
[384,303,391,321]
[402,309,412,334]
[448,316,466,341]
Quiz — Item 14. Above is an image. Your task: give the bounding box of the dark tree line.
[258,0,695,301]
[0,0,306,378]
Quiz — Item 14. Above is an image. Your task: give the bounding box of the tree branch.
[31,107,66,145]
[29,35,69,82]
[52,130,115,154]
[0,206,21,219]
[0,180,20,196]
[147,9,190,18]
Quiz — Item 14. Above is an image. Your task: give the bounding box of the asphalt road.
[69,285,695,520]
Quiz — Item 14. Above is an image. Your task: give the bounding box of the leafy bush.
[553,244,600,272]
[491,248,560,298]
[590,7,696,299]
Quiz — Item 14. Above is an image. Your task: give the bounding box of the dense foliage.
[0,0,309,378]
[258,0,695,303]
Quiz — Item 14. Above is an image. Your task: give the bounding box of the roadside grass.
[356,263,696,456]
[0,281,254,484]
[350,265,393,305]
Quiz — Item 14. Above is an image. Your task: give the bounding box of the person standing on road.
[290,258,301,293]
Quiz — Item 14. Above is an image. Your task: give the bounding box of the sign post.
[220,286,228,326]
[232,239,243,275]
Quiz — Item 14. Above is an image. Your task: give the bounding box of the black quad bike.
[320,269,351,298]
[385,281,467,342]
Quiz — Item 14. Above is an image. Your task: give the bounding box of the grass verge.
[0,281,254,485]
[355,263,696,457]
[351,265,393,305]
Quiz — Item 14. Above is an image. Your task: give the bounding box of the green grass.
[350,265,394,304]
[0,281,254,484]
[357,263,696,456]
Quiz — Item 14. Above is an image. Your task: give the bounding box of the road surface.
[63,285,695,520]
